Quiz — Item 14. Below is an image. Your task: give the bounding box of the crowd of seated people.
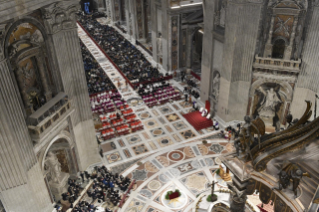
[60,166,132,212]
[91,92,143,141]
[80,40,116,96]
[137,81,182,107]
[77,12,170,87]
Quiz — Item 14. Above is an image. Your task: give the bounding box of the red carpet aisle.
[182,111,213,131]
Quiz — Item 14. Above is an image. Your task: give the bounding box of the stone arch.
[249,79,294,127]
[3,17,47,59]
[2,17,53,115]
[41,133,73,171]
[272,37,288,59]
[249,79,293,101]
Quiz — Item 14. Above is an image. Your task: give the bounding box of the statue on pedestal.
[45,151,62,183]
[157,33,163,56]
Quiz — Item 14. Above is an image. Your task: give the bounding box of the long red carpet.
[183,111,213,131]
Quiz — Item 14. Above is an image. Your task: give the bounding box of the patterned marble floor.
[77,23,249,212]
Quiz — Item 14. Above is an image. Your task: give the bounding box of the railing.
[253,55,301,72]
[136,40,153,56]
[27,94,73,142]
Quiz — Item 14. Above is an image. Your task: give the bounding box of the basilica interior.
[0,0,319,212]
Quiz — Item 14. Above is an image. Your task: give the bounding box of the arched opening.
[251,82,289,132]
[43,138,77,202]
[272,39,286,59]
[4,20,54,116]
[191,29,203,75]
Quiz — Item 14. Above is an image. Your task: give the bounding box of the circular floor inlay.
[168,150,185,162]
[161,139,169,144]
[148,180,161,191]
[153,129,163,135]
[131,137,137,141]
[110,154,118,160]
[148,121,155,126]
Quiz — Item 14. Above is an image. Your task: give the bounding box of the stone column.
[264,16,275,57]
[200,0,215,103]
[161,0,169,71]
[217,0,263,122]
[291,4,319,119]
[186,27,194,69]
[284,16,298,60]
[151,0,158,62]
[229,192,247,212]
[0,35,52,212]
[41,0,101,170]
[35,54,52,101]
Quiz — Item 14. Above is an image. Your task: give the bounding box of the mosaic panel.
[132,144,149,155]
[150,127,166,137]
[158,106,173,114]
[105,151,122,164]
[179,172,210,194]
[143,119,159,129]
[156,136,174,148]
[180,129,196,139]
[172,121,188,131]
[165,113,180,122]
[126,134,143,145]
[138,111,152,120]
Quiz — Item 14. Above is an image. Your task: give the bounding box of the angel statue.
[257,87,282,118]
[45,151,62,183]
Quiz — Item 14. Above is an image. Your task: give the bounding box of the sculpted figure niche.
[212,72,220,100]
[257,87,282,118]
[157,32,163,56]
[45,151,62,183]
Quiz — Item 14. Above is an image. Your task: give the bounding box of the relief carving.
[41,1,79,34]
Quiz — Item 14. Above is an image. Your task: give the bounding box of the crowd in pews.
[77,12,168,87]
[60,166,132,212]
[80,40,116,96]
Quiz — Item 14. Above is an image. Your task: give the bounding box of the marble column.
[161,0,169,71]
[263,16,275,57]
[0,50,53,212]
[200,0,215,103]
[291,4,319,119]
[150,0,158,62]
[36,54,52,101]
[217,0,263,122]
[229,192,247,212]
[284,16,298,60]
[41,1,101,170]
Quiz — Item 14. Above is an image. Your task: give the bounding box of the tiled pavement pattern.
[77,22,260,212]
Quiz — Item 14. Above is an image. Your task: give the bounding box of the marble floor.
[77,22,258,212]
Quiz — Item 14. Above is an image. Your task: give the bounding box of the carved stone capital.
[41,0,80,34]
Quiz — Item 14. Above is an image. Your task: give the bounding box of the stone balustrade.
[27,93,74,142]
[253,55,301,73]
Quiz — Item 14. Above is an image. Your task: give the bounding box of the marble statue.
[212,73,220,100]
[45,151,62,183]
[257,87,281,118]
[157,34,163,56]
